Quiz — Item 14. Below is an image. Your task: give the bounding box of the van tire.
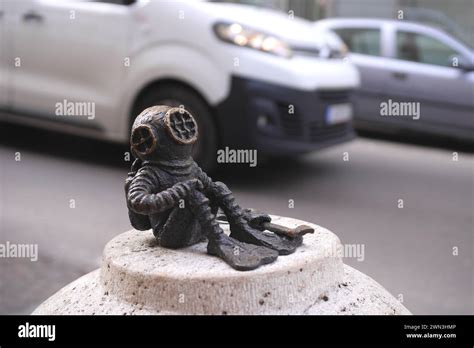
[132,83,218,173]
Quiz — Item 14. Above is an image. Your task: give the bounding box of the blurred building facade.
[223,0,473,47]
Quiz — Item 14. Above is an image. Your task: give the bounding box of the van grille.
[319,90,351,103]
[279,111,304,138]
[273,90,352,142]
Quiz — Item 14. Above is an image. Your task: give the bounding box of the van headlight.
[214,22,292,59]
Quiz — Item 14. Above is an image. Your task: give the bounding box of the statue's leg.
[186,190,278,271]
[213,183,302,255]
[156,207,205,249]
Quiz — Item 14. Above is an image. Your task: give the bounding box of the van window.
[334,28,381,56]
[396,31,459,67]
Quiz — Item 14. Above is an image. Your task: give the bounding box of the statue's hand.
[174,179,204,198]
[188,178,204,191]
[242,208,271,231]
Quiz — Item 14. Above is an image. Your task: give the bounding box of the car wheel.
[132,83,218,172]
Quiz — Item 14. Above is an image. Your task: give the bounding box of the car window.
[396,31,459,67]
[333,28,381,56]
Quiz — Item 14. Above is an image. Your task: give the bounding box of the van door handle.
[23,11,43,23]
[392,71,407,80]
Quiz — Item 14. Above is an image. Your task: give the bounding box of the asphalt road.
[0,123,472,314]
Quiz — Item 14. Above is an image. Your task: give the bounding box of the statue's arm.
[127,169,198,215]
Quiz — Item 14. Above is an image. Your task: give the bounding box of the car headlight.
[214,22,292,59]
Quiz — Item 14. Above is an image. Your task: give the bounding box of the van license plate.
[325,103,352,125]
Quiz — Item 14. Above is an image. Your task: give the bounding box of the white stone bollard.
[33,216,410,315]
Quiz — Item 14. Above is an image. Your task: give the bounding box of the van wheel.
[132,84,218,172]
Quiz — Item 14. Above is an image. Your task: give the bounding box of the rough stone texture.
[33,216,410,315]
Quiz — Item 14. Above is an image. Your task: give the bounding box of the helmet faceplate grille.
[165,109,198,144]
[131,124,157,155]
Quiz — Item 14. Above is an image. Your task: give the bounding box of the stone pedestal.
[33,216,410,315]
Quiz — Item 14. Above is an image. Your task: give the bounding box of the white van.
[0,0,360,170]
